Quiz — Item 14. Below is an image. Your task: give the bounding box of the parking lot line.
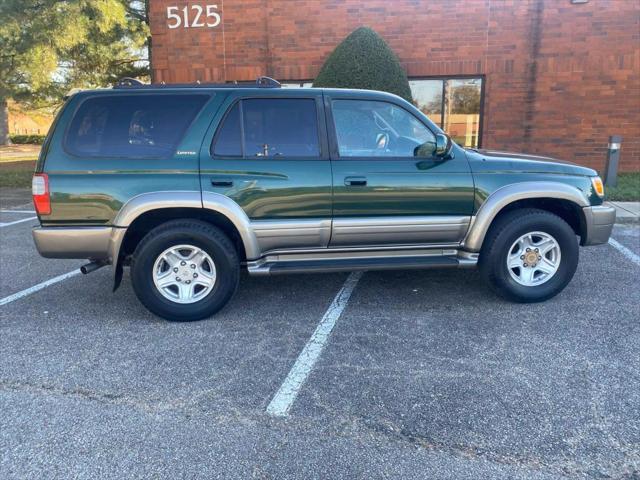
[0,209,36,214]
[0,216,37,227]
[0,269,81,306]
[266,271,363,417]
[608,238,640,266]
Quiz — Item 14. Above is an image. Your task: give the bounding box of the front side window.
[332,100,435,158]
[212,98,320,158]
[66,95,208,158]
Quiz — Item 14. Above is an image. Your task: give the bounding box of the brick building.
[149,0,640,171]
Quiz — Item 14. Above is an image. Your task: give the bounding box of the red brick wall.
[150,0,640,172]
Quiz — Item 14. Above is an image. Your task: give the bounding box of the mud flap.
[112,259,124,292]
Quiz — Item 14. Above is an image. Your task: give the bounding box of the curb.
[605,202,639,226]
[615,218,639,226]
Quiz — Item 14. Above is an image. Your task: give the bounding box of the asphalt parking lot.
[1,187,639,479]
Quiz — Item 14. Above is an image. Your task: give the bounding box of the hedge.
[313,27,413,102]
[9,134,46,145]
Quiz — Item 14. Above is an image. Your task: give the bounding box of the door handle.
[345,177,367,186]
[211,179,233,187]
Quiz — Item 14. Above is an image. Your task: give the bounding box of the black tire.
[130,220,239,321]
[479,208,579,303]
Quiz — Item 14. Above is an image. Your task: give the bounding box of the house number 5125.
[166,5,221,29]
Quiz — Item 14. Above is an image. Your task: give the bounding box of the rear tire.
[130,220,239,321]
[479,208,579,303]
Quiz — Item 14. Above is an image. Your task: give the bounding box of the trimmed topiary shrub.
[9,134,46,145]
[313,27,412,102]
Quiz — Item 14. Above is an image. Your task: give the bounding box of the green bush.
[606,172,640,202]
[10,134,46,145]
[313,27,413,102]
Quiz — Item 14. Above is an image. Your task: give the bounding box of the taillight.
[32,173,51,215]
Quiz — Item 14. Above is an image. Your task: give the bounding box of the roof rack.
[113,76,282,89]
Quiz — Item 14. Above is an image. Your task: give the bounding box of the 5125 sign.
[166,5,221,29]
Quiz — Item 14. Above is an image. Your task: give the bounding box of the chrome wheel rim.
[152,244,217,304]
[507,231,561,287]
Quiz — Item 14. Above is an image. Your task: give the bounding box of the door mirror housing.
[414,133,453,159]
[435,133,452,157]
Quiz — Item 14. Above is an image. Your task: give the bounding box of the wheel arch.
[109,191,260,288]
[464,182,590,252]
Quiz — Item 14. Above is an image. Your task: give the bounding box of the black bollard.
[603,135,622,188]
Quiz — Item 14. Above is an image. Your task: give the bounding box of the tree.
[450,84,481,115]
[0,0,150,145]
[313,27,412,103]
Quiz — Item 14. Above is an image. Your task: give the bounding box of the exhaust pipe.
[81,260,107,275]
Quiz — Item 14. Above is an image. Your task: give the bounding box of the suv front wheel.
[130,220,240,321]
[479,208,579,303]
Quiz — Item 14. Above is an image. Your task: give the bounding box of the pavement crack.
[0,378,195,413]
[350,415,639,479]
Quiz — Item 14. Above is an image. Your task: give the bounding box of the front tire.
[130,220,240,321]
[479,208,579,303]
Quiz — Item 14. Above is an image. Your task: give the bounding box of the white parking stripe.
[0,269,81,306]
[608,238,640,266]
[267,271,363,417]
[0,209,36,214]
[0,216,37,227]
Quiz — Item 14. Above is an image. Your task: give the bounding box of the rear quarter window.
[64,94,208,158]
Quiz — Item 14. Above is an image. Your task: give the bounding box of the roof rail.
[113,76,282,90]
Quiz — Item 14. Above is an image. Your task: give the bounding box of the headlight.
[591,176,605,198]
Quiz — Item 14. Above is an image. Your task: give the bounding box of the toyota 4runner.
[32,77,616,321]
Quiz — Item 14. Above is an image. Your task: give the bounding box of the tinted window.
[332,100,435,158]
[66,95,208,158]
[212,102,242,156]
[242,99,319,157]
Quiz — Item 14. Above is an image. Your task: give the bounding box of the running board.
[247,251,478,276]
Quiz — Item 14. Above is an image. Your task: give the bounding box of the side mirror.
[435,133,452,157]
[413,133,453,159]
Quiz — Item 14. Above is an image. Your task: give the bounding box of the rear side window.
[212,102,242,157]
[65,94,208,158]
[212,98,320,158]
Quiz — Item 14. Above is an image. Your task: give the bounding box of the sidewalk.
[0,144,41,163]
[607,201,640,225]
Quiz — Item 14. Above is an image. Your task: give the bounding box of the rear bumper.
[581,205,616,246]
[32,226,116,261]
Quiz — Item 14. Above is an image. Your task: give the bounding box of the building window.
[281,81,313,89]
[409,78,483,148]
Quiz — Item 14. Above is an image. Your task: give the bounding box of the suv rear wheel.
[479,208,579,303]
[130,220,239,321]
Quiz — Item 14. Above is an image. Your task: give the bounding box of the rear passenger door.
[200,92,333,253]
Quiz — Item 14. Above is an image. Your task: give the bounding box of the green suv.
[32,77,615,321]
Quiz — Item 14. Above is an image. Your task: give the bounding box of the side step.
[249,255,464,276]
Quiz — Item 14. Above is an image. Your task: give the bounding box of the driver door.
[325,93,474,247]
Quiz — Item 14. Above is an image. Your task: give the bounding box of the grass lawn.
[606,172,640,202]
[0,160,36,188]
[0,144,40,188]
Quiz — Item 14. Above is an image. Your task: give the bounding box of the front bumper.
[32,226,118,261]
[581,205,616,246]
